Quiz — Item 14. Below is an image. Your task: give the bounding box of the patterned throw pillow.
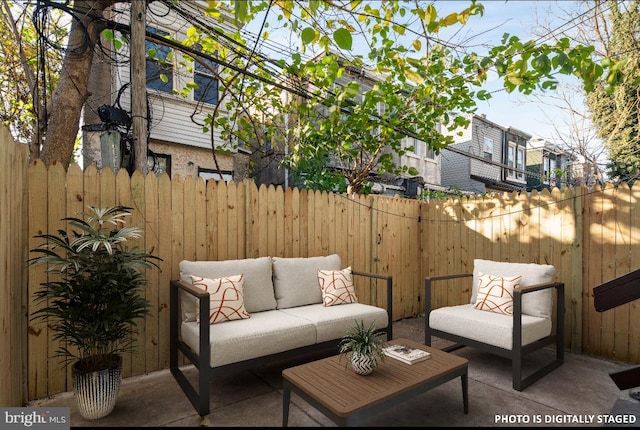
[317,266,358,307]
[473,272,522,315]
[190,274,250,324]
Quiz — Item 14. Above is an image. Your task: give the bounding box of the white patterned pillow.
[190,275,250,324]
[317,266,358,307]
[471,259,555,318]
[473,272,522,315]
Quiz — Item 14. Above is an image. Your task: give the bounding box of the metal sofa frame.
[170,270,393,416]
[424,273,564,391]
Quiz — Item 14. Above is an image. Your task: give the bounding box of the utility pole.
[131,0,148,174]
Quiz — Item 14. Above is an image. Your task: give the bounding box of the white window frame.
[198,168,233,183]
[483,137,493,159]
[516,146,525,180]
[507,142,516,179]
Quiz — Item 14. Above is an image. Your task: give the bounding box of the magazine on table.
[383,344,431,364]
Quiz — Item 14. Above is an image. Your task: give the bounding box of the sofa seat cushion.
[272,254,341,309]
[279,303,389,343]
[181,310,316,367]
[180,257,277,319]
[429,304,552,350]
[472,259,555,318]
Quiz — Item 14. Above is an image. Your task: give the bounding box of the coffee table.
[282,338,468,426]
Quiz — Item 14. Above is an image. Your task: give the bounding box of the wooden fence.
[0,128,28,407]
[2,133,640,404]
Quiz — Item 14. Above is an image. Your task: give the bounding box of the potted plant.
[28,205,162,419]
[339,320,388,375]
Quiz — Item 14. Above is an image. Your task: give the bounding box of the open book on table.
[383,344,431,364]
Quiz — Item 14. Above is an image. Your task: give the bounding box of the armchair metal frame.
[425,273,564,391]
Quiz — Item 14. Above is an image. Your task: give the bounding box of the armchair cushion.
[430,304,552,350]
[471,259,555,318]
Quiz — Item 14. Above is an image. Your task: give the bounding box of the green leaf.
[412,39,422,52]
[405,69,424,84]
[426,4,437,24]
[443,13,458,26]
[301,27,315,44]
[392,24,405,35]
[234,0,248,23]
[333,28,353,50]
[506,73,524,86]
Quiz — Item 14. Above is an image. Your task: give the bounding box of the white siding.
[112,1,233,151]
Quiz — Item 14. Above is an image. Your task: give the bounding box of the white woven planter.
[350,352,378,376]
[72,355,122,420]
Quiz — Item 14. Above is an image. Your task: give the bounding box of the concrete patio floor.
[30,316,640,427]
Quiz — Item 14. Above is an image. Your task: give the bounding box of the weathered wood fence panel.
[2,132,640,401]
[0,130,28,407]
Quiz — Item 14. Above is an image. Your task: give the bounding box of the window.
[507,143,516,179]
[146,27,173,93]
[516,147,525,180]
[147,152,171,177]
[507,142,524,180]
[193,44,218,105]
[483,137,493,159]
[199,168,233,183]
[543,155,557,184]
[404,136,420,157]
[403,136,435,160]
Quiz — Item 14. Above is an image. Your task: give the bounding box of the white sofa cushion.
[181,310,316,367]
[429,304,552,350]
[471,259,555,318]
[280,303,389,343]
[179,257,277,320]
[272,254,341,309]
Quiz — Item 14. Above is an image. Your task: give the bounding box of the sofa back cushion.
[272,254,341,309]
[179,257,277,320]
[471,259,556,319]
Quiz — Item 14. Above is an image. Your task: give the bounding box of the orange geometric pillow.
[317,266,358,307]
[473,272,522,315]
[190,274,250,324]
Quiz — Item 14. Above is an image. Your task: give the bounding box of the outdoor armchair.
[424,259,565,391]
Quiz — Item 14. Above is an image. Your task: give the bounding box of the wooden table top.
[282,338,468,418]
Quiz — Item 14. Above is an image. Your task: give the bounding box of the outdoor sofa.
[169,254,393,416]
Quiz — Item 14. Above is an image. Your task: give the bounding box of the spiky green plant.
[338,320,387,363]
[29,205,162,372]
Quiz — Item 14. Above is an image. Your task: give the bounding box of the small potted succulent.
[28,205,162,419]
[339,320,388,375]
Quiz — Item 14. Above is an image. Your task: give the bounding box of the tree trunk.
[40,1,117,169]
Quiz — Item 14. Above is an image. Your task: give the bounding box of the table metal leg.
[282,382,291,427]
[462,371,468,414]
